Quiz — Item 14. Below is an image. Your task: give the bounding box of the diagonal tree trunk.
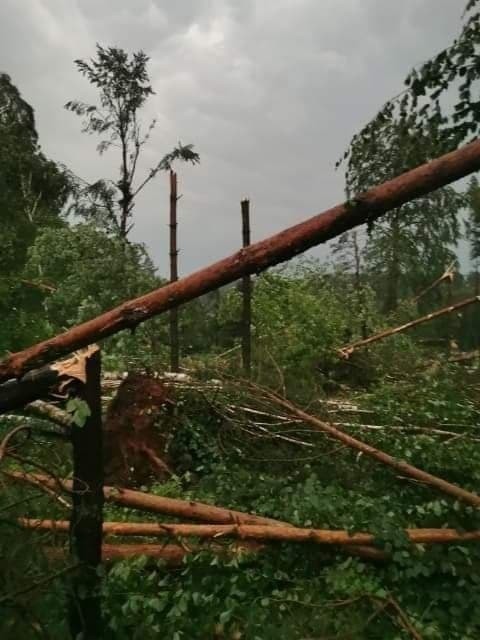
[339,296,480,358]
[2,137,480,383]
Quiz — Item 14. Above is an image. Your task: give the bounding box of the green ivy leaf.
[66,397,91,427]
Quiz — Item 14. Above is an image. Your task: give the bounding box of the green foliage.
[66,44,199,237]
[3,25,480,640]
[216,261,373,397]
[65,397,91,428]
[339,111,462,312]
[404,1,480,146]
[20,222,170,366]
[0,73,71,354]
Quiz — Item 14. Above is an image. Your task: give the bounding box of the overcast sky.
[0,1,467,277]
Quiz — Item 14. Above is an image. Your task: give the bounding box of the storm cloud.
[0,1,464,276]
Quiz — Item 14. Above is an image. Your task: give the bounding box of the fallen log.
[6,471,289,526]
[253,388,480,508]
[44,542,263,564]
[3,138,480,383]
[19,519,386,561]
[0,365,63,414]
[0,347,99,415]
[20,518,480,548]
[10,474,384,561]
[25,400,73,429]
[339,296,480,358]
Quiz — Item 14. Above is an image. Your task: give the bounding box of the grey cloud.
[0,0,466,276]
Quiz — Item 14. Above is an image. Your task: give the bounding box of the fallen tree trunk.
[11,475,384,560]
[0,365,62,414]
[6,471,289,526]
[0,347,99,415]
[25,400,73,429]
[3,138,480,383]
[255,389,480,508]
[339,296,480,358]
[21,518,480,548]
[44,542,264,564]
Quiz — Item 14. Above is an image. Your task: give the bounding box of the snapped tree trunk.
[413,262,455,304]
[68,347,104,640]
[169,170,180,372]
[339,296,480,358]
[241,199,252,376]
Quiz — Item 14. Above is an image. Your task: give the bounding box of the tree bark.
[68,347,104,640]
[241,199,252,376]
[21,518,480,548]
[25,400,73,429]
[2,137,480,382]
[169,170,180,372]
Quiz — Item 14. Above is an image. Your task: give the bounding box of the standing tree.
[331,230,368,338]
[65,44,199,239]
[335,1,480,316]
[240,199,252,376]
[339,111,463,313]
[0,73,70,352]
[466,177,480,294]
[167,152,200,372]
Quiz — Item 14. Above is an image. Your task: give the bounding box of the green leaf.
[66,397,91,427]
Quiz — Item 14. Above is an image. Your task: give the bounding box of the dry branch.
[0,425,31,463]
[3,138,480,382]
[19,518,480,548]
[339,296,480,358]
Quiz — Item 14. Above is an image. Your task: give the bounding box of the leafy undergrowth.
[98,365,480,640]
[2,363,480,639]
